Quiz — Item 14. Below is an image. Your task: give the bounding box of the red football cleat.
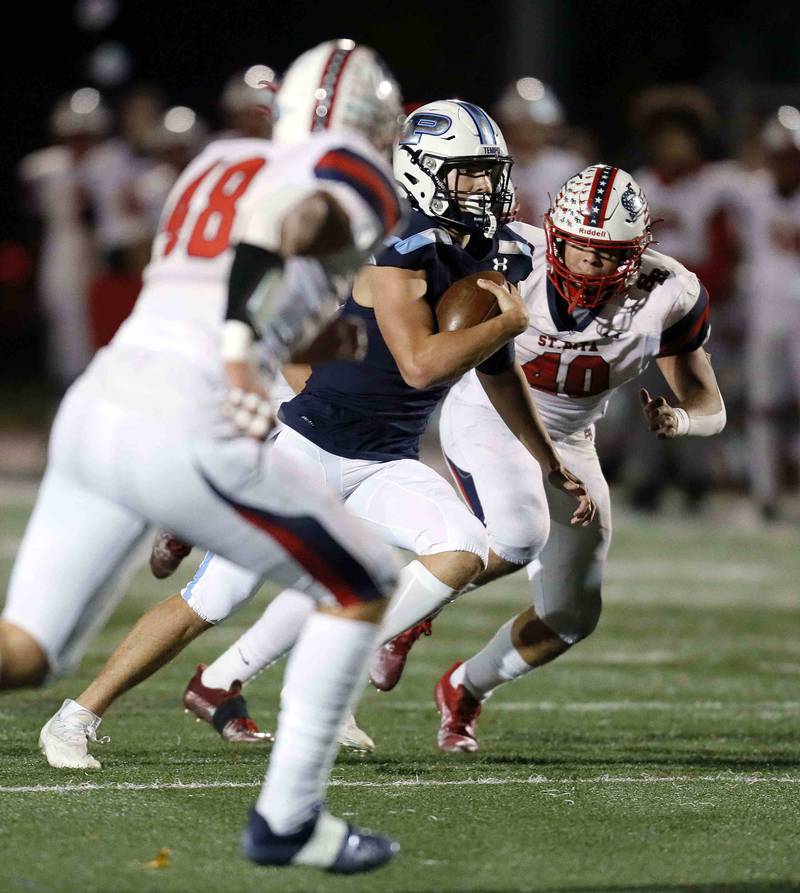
[149,529,193,579]
[434,661,482,753]
[183,665,273,744]
[369,618,433,692]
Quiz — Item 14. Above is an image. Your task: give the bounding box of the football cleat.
[149,529,193,579]
[434,661,482,753]
[39,699,107,769]
[243,806,399,874]
[369,618,433,692]
[183,665,273,744]
[337,713,375,753]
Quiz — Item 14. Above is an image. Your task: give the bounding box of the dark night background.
[0,0,798,389]
[3,0,798,245]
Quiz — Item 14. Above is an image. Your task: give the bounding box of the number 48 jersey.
[113,131,400,378]
[451,222,710,440]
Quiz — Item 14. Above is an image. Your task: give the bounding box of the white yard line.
[2,773,799,795]
[604,559,778,584]
[384,699,800,713]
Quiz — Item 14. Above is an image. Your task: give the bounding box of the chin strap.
[461,195,498,238]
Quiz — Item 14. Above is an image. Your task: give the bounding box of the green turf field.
[1,483,799,893]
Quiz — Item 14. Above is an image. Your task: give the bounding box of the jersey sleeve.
[370,216,450,272]
[313,146,403,243]
[234,139,403,256]
[658,275,711,357]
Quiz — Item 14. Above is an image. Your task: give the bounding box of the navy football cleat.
[243,807,399,874]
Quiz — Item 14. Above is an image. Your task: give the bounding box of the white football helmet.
[761,110,800,153]
[152,106,208,151]
[544,164,653,311]
[495,77,564,127]
[394,99,514,237]
[50,88,111,140]
[220,65,279,114]
[273,39,402,153]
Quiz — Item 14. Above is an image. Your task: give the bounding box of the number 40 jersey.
[451,222,711,440]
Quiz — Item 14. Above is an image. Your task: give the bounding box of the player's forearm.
[477,365,561,471]
[673,386,726,436]
[403,314,524,389]
[281,363,313,394]
[223,243,341,381]
[656,351,726,436]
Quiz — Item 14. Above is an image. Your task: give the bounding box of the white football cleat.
[39,699,107,770]
[337,713,375,753]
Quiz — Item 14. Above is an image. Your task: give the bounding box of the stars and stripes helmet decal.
[544,164,653,312]
[273,40,402,154]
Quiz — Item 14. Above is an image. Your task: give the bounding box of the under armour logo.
[492,257,508,272]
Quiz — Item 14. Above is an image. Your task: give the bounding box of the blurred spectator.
[18,89,110,389]
[615,87,745,511]
[494,77,586,225]
[217,65,279,139]
[88,105,209,348]
[82,83,166,274]
[632,87,741,304]
[82,85,166,350]
[740,112,800,520]
[136,106,209,237]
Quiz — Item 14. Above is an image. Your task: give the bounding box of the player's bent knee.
[489,515,549,567]
[540,588,602,646]
[444,513,491,571]
[0,621,50,689]
[180,555,262,624]
[321,596,389,624]
[458,549,485,579]
[490,539,540,567]
[419,548,485,592]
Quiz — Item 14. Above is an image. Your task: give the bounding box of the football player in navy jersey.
[160,100,595,746]
[40,100,594,756]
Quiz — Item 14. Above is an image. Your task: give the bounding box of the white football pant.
[439,387,612,645]
[2,376,398,675]
[181,423,488,623]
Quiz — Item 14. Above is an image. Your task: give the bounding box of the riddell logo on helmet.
[578,226,610,238]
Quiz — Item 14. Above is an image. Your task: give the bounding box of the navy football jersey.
[279,210,534,460]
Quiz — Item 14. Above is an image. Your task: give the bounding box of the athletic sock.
[61,698,102,726]
[378,560,455,644]
[256,611,379,834]
[201,589,314,690]
[453,618,532,700]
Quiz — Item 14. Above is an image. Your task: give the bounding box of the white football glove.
[220,387,274,441]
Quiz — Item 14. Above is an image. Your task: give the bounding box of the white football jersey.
[634,160,741,270]
[739,173,800,317]
[82,138,159,251]
[451,223,710,439]
[86,131,400,428]
[18,146,89,234]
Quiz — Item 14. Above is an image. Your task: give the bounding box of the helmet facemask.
[402,148,514,237]
[544,213,652,313]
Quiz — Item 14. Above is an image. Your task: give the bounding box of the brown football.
[435,270,506,332]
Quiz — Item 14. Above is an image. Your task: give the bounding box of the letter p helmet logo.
[399,113,452,146]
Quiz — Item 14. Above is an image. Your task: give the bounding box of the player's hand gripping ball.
[436,270,506,332]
